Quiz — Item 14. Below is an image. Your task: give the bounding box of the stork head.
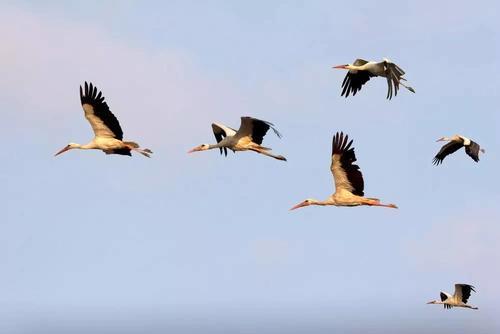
[188,144,210,153]
[54,143,80,156]
[290,198,317,210]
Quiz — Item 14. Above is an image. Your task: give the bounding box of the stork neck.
[346,64,360,70]
[428,300,444,305]
[311,199,335,206]
[80,142,97,150]
[209,143,222,150]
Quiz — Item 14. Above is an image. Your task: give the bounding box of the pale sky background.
[1,1,499,333]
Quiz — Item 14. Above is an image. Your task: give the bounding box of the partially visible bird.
[333,58,415,99]
[433,135,484,165]
[55,82,152,157]
[427,284,478,310]
[290,132,397,210]
[188,117,286,161]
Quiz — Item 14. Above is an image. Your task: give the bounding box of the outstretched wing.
[80,82,124,139]
[440,292,453,309]
[465,141,481,162]
[330,132,364,196]
[384,61,406,100]
[212,123,236,156]
[340,59,374,98]
[433,141,463,165]
[454,284,475,304]
[236,117,282,145]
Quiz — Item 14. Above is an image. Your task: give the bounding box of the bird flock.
[56,58,483,311]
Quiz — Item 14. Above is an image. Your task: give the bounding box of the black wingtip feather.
[246,117,283,145]
[340,71,373,98]
[331,131,364,196]
[80,81,124,140]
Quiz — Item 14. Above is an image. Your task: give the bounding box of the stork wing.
[340,69,374,98]
[465,141,481,162]
[212,123,236,156]
[433,141,463,165]
[440,292,450,302]
[440,291,453,309]
[330,132,364,196]
[384,62,405,100]
[353,58,369,66]
[80,82,123,139]
[235,116,282,145]
[454,284,475,304]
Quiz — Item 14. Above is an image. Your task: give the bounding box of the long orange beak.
[187,147,199,154]
[55,145,71,156]
[333,65,347,69]
[290,201,308,211]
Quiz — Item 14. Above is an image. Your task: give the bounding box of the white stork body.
[428,284,478,310]
[55,82,152,157]
[333,58,415,99]
[290,132,397,210]
[188,117,286,161]
[433,134,484,165]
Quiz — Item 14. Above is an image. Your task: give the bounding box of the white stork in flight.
[290,132,397,210]
[188,117,286,161]
[433,135,484,165]
[333,58,415,99]
[55,82,152,157]
[427,284,478,310]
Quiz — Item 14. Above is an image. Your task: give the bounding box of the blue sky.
[1,1,499,333]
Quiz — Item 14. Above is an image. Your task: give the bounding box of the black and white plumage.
[211,123,237,156]
[433,135,484,165]
[333,58,415,100]
[290,132,397,210]
[80,81,124,140]
[428,284,478,310]
[189,116,286,161]
[331,131,364,196]
[55,82,152,157]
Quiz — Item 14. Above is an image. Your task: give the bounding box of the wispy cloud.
[0,5,245,147]
[406,209,500,293]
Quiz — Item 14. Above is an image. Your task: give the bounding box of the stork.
[290,132,397,210]
[188,117,286,161]
[55,82,152,157]
[433,135,484,165]
[333,58,415,99]
[427,284,478,310]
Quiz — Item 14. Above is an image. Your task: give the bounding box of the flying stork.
[433,135,484,165]
[55,82,152,157]
[290,132,397,210]
[188,117,286,161]
[427,284,478,310]
[333,58,415,99]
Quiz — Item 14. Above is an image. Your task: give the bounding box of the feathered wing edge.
[212,124,228,156]
[331,132,364,196]
[80,81,124,140]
